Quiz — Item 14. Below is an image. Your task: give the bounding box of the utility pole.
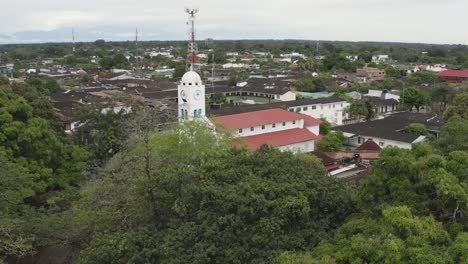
[72,28,76,53]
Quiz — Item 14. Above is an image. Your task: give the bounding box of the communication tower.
[185,8,199,72]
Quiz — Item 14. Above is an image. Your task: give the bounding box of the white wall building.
[210,109,321,153]
[372,55,390,64]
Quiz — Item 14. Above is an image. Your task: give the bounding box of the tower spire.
[185,8,199,72]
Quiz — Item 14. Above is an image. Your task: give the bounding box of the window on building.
[329,105,331,109]
[282,122,286,126]
[321,105,324,110]
[292,120,296,124]
[312,105,316,110]
[358,137,361,144]
[289,109,294,112]
[295,108,301,113]
[303,107,308,111]
[333,104,335,108]
[272,123,276,128]
[189,83,192,85]
[340,103,343,107]
[262,125,265,129]
[194,109,198,117]
[250,127,254,131]
[379,141,385,147]
[239,128,243,133]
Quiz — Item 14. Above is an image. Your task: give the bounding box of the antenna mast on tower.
[185,8,199,72]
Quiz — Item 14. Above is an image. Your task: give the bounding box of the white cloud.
[0,0,467,44]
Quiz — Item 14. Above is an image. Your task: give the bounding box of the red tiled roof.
[437,70,468,78]
[300,114,321,126]
[210,108,320,129]
[356,139,382,151]
[233,128,320,151]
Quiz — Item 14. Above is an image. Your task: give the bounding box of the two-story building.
[210,109,321,153]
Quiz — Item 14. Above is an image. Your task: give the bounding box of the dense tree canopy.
[67,123,354,264]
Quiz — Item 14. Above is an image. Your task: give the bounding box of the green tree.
[316,132,345,152]
[0,75,9,86]
[319,118,332,135]
[80,74,94,84]
[347,102,368,121]
[401,87,425,111]
[70,123,354,263]
[443,92,468,122]
[304,206,454,264]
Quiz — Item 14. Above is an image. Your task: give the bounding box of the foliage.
[294,73,328,93]
[0,86,87,261]
[307,206,455,264]
[316,132,345,152]
[346,101,372,121]
[407,70,437,85]
[75,102,138,166]
[401,87,425,111]
[69,123,354,263]
[436,118,468,154]
[0,75,9,86]
[443,92,468,122]
[319,118,332,135]
[80,74,94,84]
[405,123,428,136]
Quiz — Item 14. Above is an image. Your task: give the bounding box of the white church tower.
[178,71,205,121]
[179,8,205,121]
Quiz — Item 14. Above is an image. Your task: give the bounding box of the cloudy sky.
[1,0,467,44]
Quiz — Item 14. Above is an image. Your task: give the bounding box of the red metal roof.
[437,70,468,78]
[356,139,382,151]
[301,114,321,126]
[233,128,320,151]
[210,108,320,129]
[325,164,339,171]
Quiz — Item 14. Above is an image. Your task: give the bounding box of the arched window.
[198,109,202,116]
[181,109,185,120]
[194,109,198,117]
[185,109,188,119]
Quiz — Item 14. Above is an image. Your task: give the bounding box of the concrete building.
[357,67,386,82]
[209,96,350,126]
[334,112,443,149]
[210,109,321,153]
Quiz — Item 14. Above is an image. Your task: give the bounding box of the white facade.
[178,71,206,121]
[276,91,297,102]
[343,134,426,150]
[366,90,400,102]
[289,101,350,126]
[372,55,390,64]
[236,119,304,137]
[277,141,314,153]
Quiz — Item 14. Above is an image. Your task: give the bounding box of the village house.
[209,96,350,126]
[437,69,468,85]
[210,108,321,153]
[334,112,443,149]
[357,67,386,82]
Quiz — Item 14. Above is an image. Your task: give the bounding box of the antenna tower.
[185,8,199,72]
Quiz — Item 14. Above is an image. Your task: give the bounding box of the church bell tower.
[178,71,205,121]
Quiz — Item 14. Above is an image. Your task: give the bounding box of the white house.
[334,112,443,149]
[372,55,390,64]
[210,108,321,153]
